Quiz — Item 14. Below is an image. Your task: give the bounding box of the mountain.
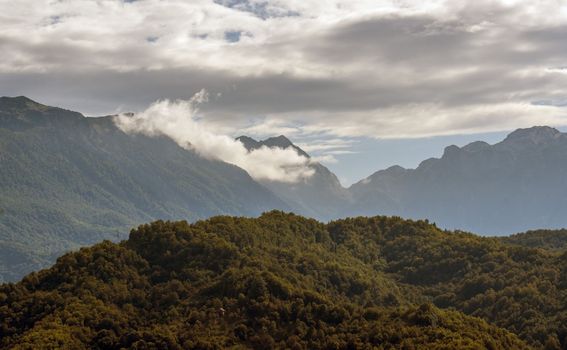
[238,128,567,235]
[348,126,567,235]
[236,135,350,220]
[3,212,555,349]
[0,96,288,282]
[237,135,310,158]
[4,96,567,282]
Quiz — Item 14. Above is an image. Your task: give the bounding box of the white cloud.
[296,138,355,153]
[311,154,338,163]
[296,102,567,139]
[2,0,567,143]
[114,89,315,183]
[241,117,302,137]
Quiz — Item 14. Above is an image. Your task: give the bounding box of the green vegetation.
[5,212,566,349]
[0,96,286,282]
[499,229,567,250]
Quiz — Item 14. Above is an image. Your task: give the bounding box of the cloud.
[2,0,567,142]
[241,117,302,137]
[213,0,300,20]
[296,138,355,153]
[290,102,567,139]
[114,90,315,183]
[310,154,338,164]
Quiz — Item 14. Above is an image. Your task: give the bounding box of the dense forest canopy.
[499,229,567,251]
[1,212,566,349]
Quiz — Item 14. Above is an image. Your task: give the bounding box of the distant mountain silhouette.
[348,126,567,234]
[238,127,567,234]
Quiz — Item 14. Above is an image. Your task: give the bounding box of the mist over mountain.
[0,96,288,282]
[238,127,567,235]
[4,0,567,348]
[236,135,350,220]
[2,96,567,348]
[2,96,567,282]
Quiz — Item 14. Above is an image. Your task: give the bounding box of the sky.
[2,0,567,185]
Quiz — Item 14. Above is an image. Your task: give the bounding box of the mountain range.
[2,96,567,281]
[347,126,567,234]
[242,126,567,236]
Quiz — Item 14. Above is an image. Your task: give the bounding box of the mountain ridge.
[0,96,289,282]
[347,125,567,234]
[236,134,350,220]
[3,96,567,281]
[237,126,567,235]
[236,134,311,158]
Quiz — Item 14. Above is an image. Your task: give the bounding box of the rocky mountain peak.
[503,126,562,145]
[262,135,293,147]
[236,135,310,158]
[235,135,261,150]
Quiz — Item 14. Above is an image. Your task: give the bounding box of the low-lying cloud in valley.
[114,89,315,183]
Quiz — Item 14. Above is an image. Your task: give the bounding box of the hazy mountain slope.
[0,96,288,282]
[239,128,567,235]
[0,212,533,349]
[236,135,350,220]
[3,95,567,283]
[348,126,567,235]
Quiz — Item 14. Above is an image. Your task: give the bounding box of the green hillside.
[499,229,567,251]
[0,96,287,282]
[4,212,566,349]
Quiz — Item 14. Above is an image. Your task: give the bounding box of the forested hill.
[2,212,566,349]
[0,96,287,282]
[499,229,567,250]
